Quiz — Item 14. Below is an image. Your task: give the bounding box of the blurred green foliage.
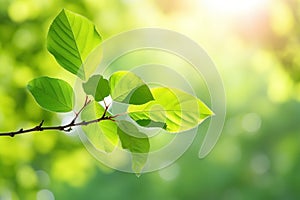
[1,0,300,199]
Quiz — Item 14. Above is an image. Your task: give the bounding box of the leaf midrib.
[62,10,83,66]
[129,109,212,115]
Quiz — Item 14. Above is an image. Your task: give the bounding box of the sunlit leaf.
[128,87,214,133]
[117,120,149,174]
[47,9,102,80]
[82,75,110,101]
[81,101,119,153]
[27,76,74,112]
[109,71,154,105]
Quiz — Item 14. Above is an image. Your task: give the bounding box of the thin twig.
[72,96,91,123]
[0,97,116,137]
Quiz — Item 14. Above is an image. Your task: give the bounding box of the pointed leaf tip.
[128,87,213,133]
[47,9,102,80]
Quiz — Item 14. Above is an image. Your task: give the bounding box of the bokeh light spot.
[250,154,270,175]
[268,68,292,102]
[36,189,55,200]
[159,163,180,181]
[13,28,36,50]
[242,113,261,133]
[36,170,51,187]
[13,66,34,87]
[8,0,31,22]
[270,1,294,36]
[16,165,38,188]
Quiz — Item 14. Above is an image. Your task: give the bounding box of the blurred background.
[1,0,300,199]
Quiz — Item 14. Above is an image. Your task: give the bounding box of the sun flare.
[201,0,270,17]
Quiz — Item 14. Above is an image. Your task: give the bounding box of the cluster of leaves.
[24,9,213,173]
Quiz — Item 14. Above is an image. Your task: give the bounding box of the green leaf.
[128,87,214,133]
[117,120,150,174]
[27,76,74,112]
[81,101,119,152]
[47,9,102,80]
[82,75,110,101]
[109,71,154,105]
[135,119,167,129]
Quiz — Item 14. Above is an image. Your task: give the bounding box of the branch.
[0,97,118,137]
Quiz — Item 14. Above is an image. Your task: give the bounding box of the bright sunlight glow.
[201,0,270,17]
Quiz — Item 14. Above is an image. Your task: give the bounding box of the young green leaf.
[81,101,119,152]
[117,120,149,174]
[27,76,74,112]
[82,75,110,101]
[109,71,154,105]
[128,87,214,133]
[47,9,102,80]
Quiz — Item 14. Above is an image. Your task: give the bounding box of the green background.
[1,0,300,199]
